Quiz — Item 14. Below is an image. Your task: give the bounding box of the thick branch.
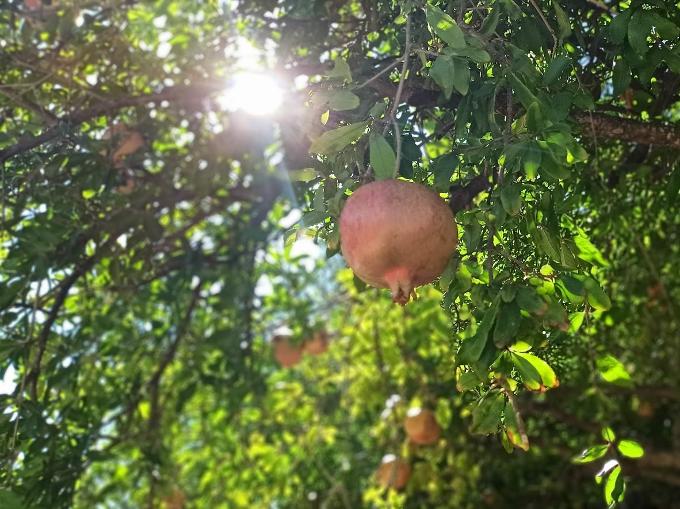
[574,112,680,150]
[448,174,492,214]
[25,233,119,400]
[0,82,222,165]
[366,78,680,150]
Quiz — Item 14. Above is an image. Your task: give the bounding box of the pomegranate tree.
[339,179,457,305]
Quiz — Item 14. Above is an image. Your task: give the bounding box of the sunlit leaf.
[369,133,396,180]
[309,122,368,155]
[617,439,644,459]
[426,4,466,48]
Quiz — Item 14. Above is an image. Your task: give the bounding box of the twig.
[392,118,402,178]
[528,0,558,54]
[386,14,411,123]
[356,58,403,89]
[586,0,611,12]
[146,283,202,509]
[500,378,530,450]
[0,88,57,124]
[383,14,412,178]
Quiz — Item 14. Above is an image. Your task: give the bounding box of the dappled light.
[1,0,679,508]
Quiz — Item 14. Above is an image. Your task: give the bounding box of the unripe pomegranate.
[272,334,303,368]
[303,330,328,356]
[404,407,441,445]
[339,179,457,305]
[375,454,411,490]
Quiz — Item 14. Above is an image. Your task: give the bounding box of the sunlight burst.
[218,72,283,116]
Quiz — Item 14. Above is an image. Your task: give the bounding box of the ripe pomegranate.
[303,331,329,356]
[272,334,303,368]
[339,179,457,305]
[375,454,411,490]
[404,407,441,445]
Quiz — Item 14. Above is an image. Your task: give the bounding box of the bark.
[574,111,680,150]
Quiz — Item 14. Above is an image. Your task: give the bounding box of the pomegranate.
[339,179,457,305]
[375,454,411,490]
[303,330,329,356]
[404,407,441,445]
[272,334,303,368]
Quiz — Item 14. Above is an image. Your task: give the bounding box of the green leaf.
[290,168,318,182]
[500,183,522,216]
[596,355,632,387]
[648,12,680,40]
[368,100,388,118]
[607,10,631,45]
[556,275,585,304]
[302,209,326,227]
[516,286,547,315]
[0,490,23,509]
[456,368,483,392]
[493,300,521,348]
[432,153,459,192]
[451,57,471,95]
[470,390,505,435]
[309,122,368,155]
[369,133,397,180]
[572,444,609,464]
[542,55,572,85]
[460,299,500,364]
[508,73,539,110]
[568,311,585,333]
[617,439,644,459]
[552,1,571,39]
[522,143,542,179]
[628,10,652,56]
[327,58,352,82]
[511,351,559,391]
[612,60,631,96]
[583,277,611,311]
[446,46,491,63]
[602,426,616,442]
[328,90,360,111]
[525,101,543,132]
[604,465,625,506]
[480,9,501,36]
[430,55,456,99]
[534,225,562,262]
[426,4,466,48]
[573,231,609,267]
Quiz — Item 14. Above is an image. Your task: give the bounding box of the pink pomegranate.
[339,179,457,305]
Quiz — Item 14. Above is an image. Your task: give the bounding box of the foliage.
[1,0,680,507]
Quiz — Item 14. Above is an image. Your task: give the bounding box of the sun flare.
[219,72,283,116]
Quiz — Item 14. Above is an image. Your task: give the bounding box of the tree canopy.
[1,0,679,507]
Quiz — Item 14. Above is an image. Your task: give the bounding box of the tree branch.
[25,233,120,400]
[0,82,222,165]
[573,112,680,150]
[365,78,680,150]
[448,174,492,214]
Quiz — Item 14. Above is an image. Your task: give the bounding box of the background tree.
[0,0,679,507]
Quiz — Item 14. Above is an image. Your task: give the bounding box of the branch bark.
[573,112,680,150]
